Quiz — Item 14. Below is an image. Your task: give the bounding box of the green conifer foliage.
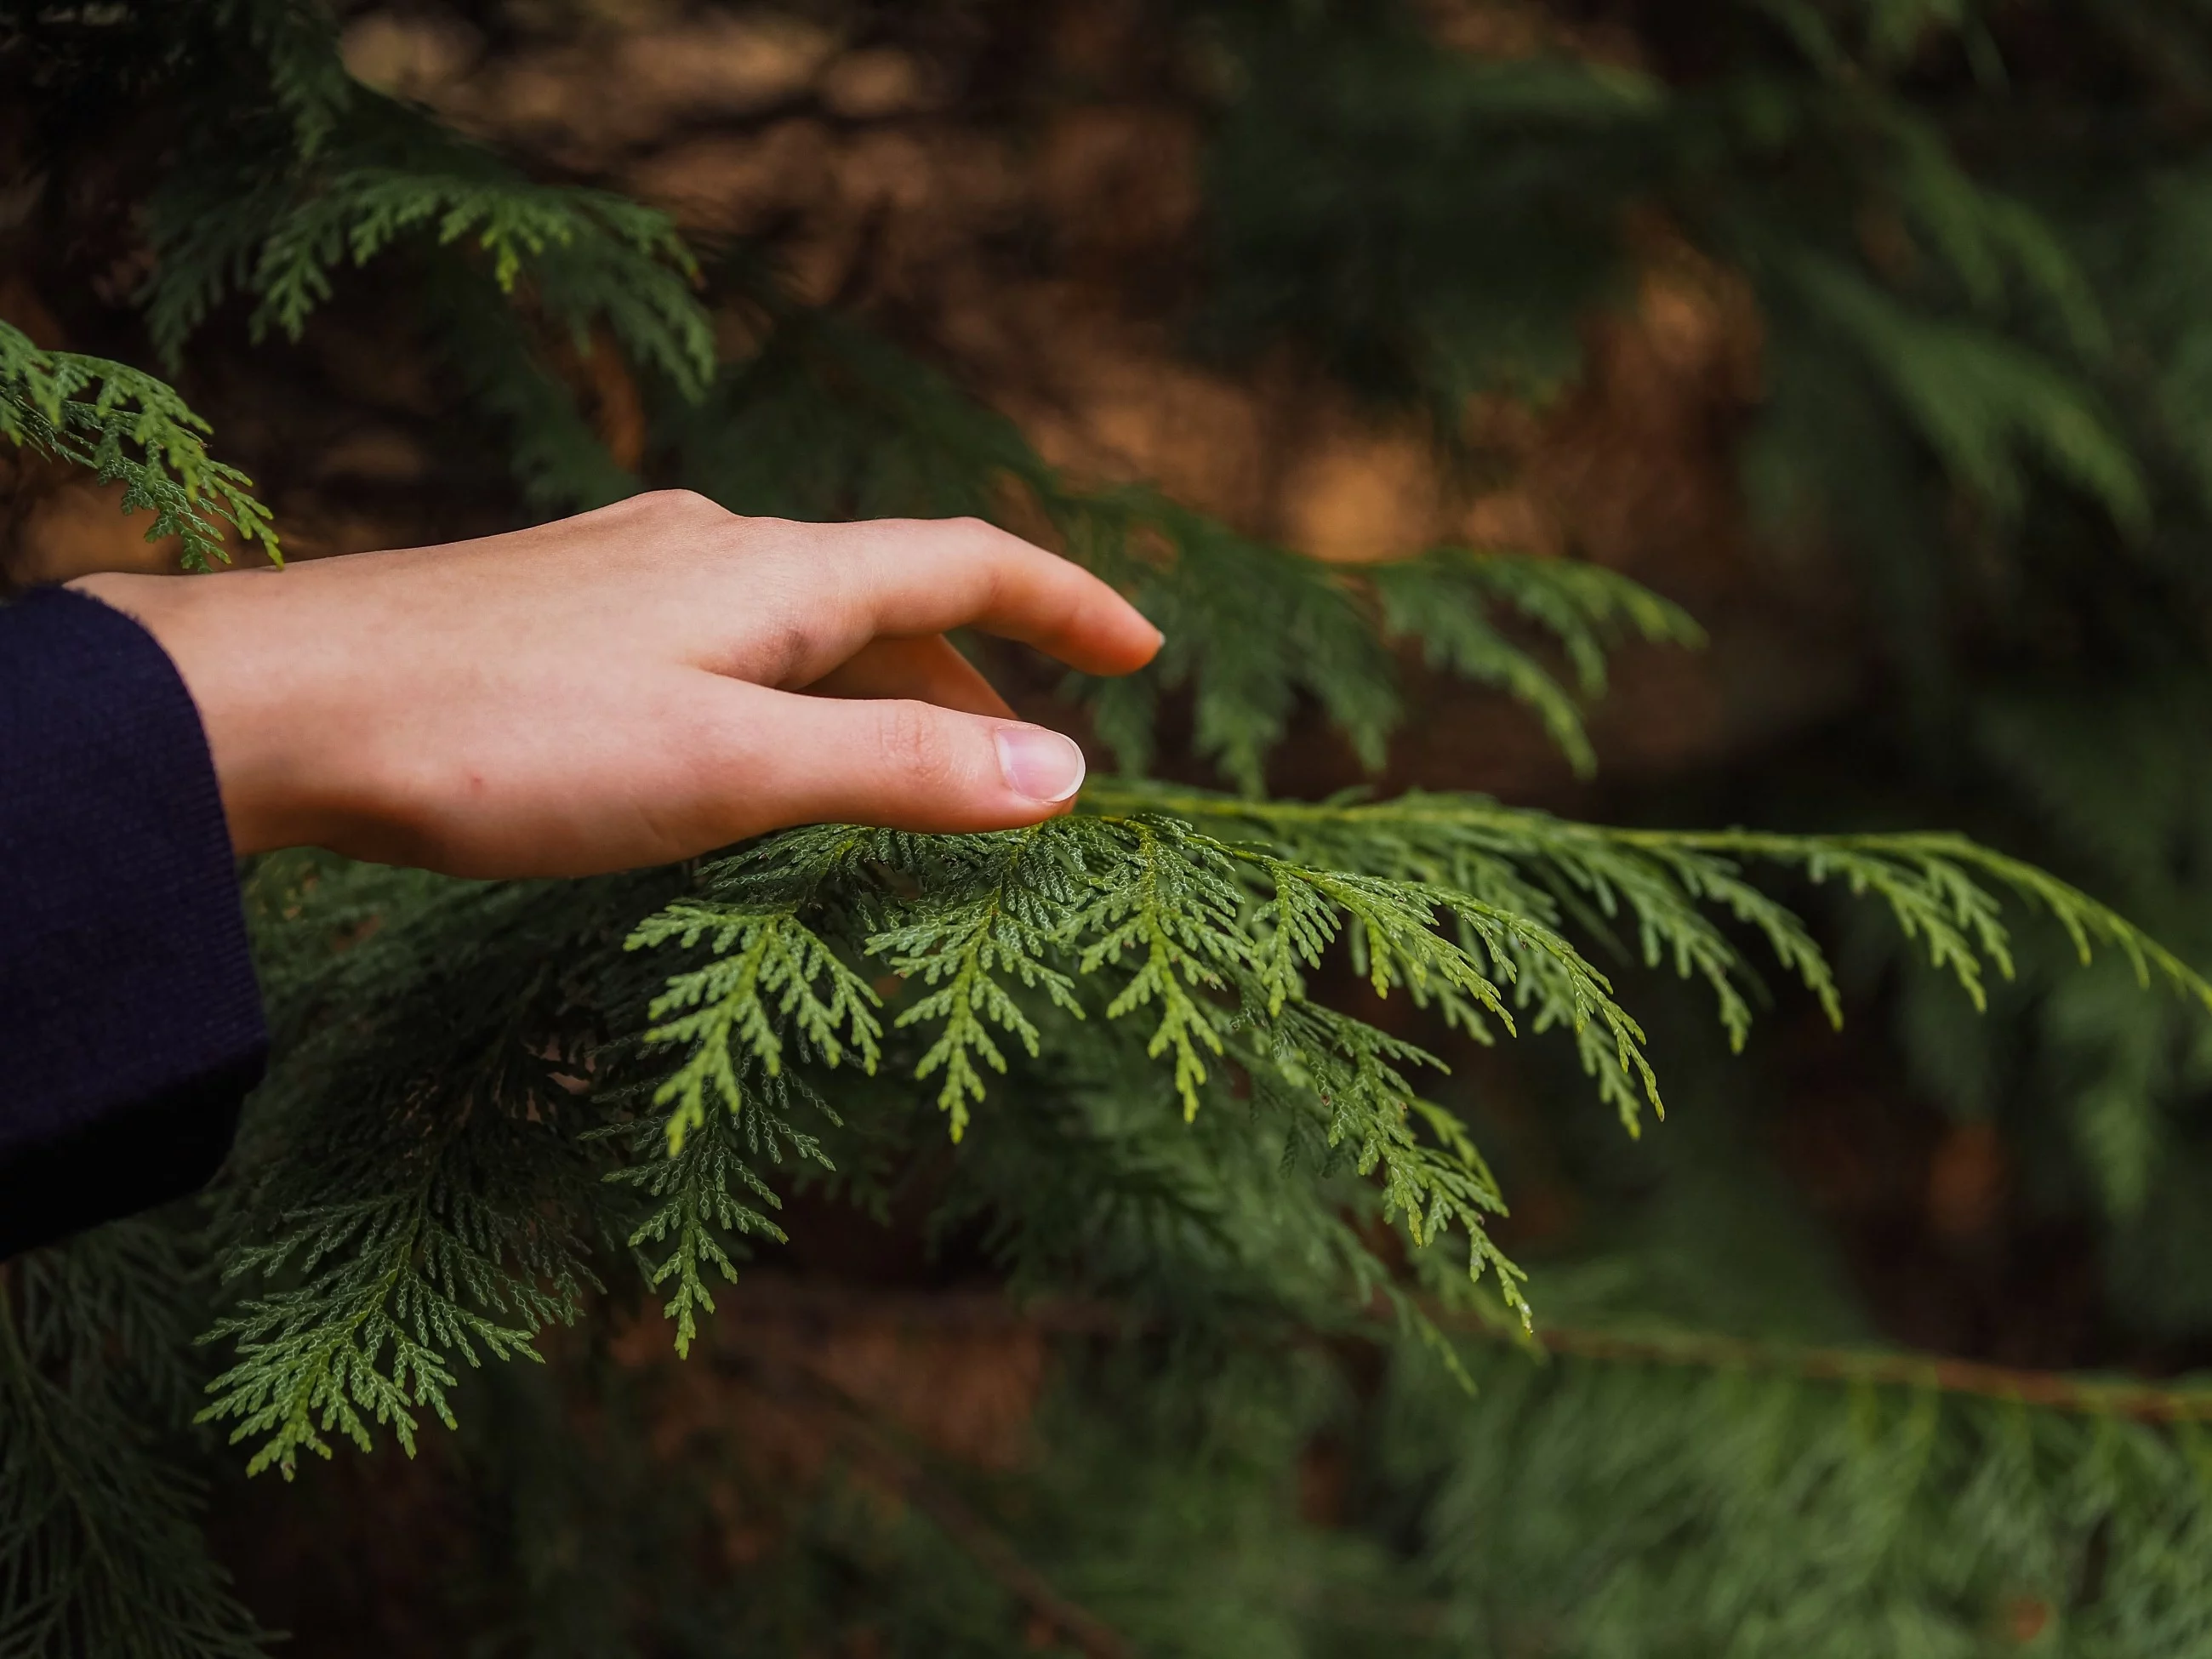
[9,1,2212,1653]
[0,322,277,571]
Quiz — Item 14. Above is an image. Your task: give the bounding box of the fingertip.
[1080,594,1165,676]
[994,724,1087,803]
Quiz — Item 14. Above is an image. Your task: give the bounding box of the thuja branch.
[0,320,279,573]
[1084,783,2212,1030]
[632,813,1591,1320]
[630,788,2212,1356]
[1,1244,270,1655]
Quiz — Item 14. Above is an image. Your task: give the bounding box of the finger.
[707,679,1089,836]
[777,516,1161,684]
[801,635,1015,719]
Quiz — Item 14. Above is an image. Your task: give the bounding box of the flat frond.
[1,1233,270,1657]
[0,321,278,572]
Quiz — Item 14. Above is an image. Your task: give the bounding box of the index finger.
[792,516,1163,681]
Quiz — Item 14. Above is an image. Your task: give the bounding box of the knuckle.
[636,487,723,521]
[875,700,957,789]
[947,515,1022,564]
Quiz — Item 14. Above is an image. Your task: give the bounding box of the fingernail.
[995,726,1086,803]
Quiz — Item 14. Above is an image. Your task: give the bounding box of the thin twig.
[1485,1320,2212,1422]
[715,1277,2212,1425]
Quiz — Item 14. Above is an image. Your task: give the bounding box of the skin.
[68,490,1164,879]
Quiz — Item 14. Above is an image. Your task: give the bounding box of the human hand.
[69,491,1162,878]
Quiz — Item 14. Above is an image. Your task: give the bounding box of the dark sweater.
[0,585,265,1257]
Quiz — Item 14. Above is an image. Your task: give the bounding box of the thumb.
[719,683,1090,835]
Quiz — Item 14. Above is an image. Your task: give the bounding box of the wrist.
[67,568,345,858]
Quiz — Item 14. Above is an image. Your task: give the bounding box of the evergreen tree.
[7,2,2212,1653]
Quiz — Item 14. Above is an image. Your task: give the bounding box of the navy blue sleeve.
[0,584,266,1258]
